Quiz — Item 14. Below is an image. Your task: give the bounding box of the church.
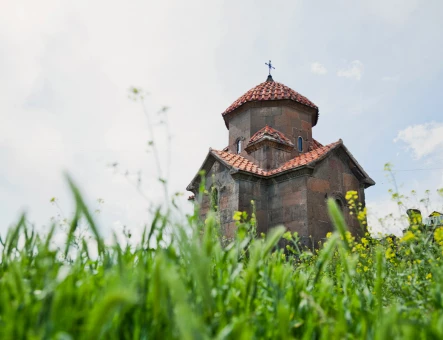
[187,67,375,247]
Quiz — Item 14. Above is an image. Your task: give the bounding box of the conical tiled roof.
[223,77,318,116]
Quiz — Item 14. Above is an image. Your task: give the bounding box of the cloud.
[310,62,327,75]
[394,122,443,160]
[366,199,409,237]
[382,75,399,82]
[337,60,364,80]
[364,0,419,26]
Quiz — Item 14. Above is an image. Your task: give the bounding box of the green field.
[1,178,443,339]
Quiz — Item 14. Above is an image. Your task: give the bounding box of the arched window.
[335,198,343,212]
[331,193,346,212]
[236,139,242,154]
[297,136,303,152]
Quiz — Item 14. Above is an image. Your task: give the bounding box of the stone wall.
[227,102,316,159]
[248,144,293,170]
[306,150,364,247]
[267,176,310,246]
[228,110,251,155]
[198,161,239,239]
[237,179,268,235]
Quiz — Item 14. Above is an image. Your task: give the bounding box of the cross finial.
[265,60,275,75]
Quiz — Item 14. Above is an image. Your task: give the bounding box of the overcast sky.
[1,0,443,237]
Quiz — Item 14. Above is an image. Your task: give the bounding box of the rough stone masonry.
[187,75,375,248]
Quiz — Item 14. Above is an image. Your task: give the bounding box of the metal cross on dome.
[265,60,275,75]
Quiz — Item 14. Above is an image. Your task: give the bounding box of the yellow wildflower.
[283,231,292,241]
[385,247,395,260]
[434,227,443,246]
[345,190,358,201]
[233,211,242,221]
[400,231,415,243]
[358,209,367,221]
[355,244,364,251]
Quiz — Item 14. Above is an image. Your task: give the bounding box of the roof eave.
[186,149,217,192]
[339,143,376,188]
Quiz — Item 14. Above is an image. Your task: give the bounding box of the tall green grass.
[1,178,443,339]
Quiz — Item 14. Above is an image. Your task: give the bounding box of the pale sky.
[1,0,443,237]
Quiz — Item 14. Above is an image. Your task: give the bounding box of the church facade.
[187,74,375,247]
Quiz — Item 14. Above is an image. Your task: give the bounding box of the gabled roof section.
[339,144,376,187]
[213,140,340,176]
[187,139,375,192]
[246,125,294,150]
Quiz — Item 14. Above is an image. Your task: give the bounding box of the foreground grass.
[1,182,443,339]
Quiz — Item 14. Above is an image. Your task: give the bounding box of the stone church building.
[187,74,375,247]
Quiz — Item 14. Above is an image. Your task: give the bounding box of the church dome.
[222,76,319,123]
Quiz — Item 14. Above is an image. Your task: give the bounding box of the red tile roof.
[223,79,318,116]
[212,140,341,177]
[310,138,323,150]
[247,125,294,148]
[212,150,267,176]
